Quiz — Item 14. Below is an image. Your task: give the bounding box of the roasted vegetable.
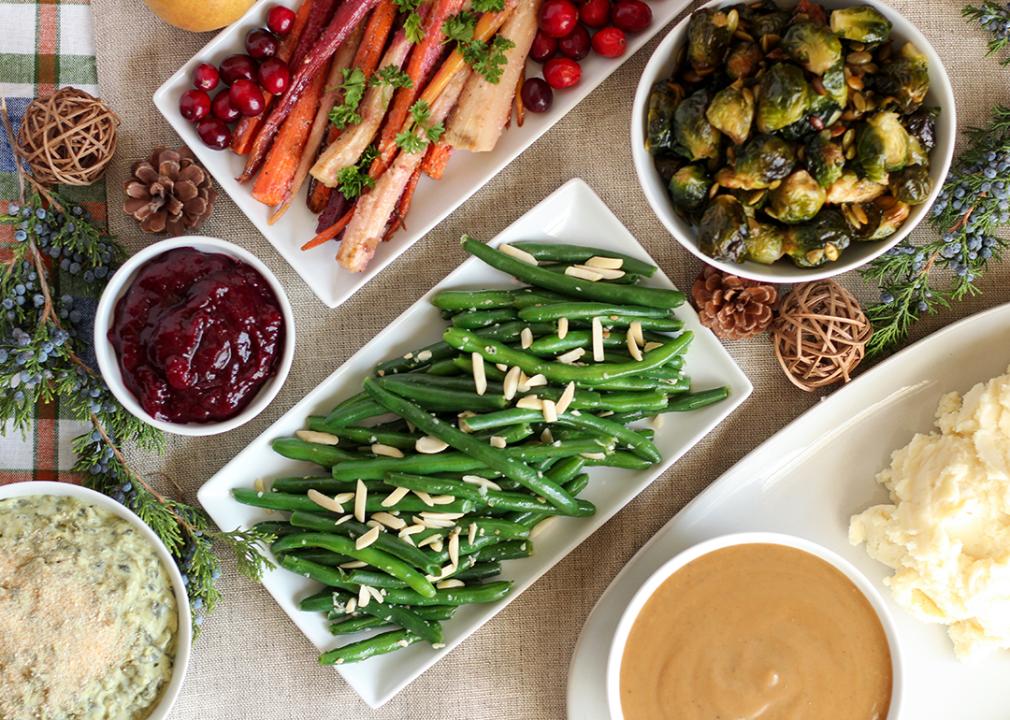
[716,134,796,190]
[782,22,842,75]
[646,81,681,154]
[765,170,826,224]
[905,107,937,150]
[856,111,912,182]
[654,155,683,184]
[699,195,749,262]
[668,165,711,210]
[757,63,810,133]
[784,208,852,267]
[742,2,790,38]
[674,89,722,161]
[889,165,931,205]
[745,220,786,264]
[819,63,848,110]
[825,172,888,204]
[705,83,754,145]
[726,42,764,80]
[686,8,733,74]
[875,42,929,113]
[829,5,891,44]
[806,133,846,188]
[851,197,911,240]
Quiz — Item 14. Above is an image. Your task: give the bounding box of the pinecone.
[691,265,778,340]
[123,147,216,235]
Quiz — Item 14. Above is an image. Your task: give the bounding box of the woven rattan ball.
[16,87,120,186]
[771,281,872,392]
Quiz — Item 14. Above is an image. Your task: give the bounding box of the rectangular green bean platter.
[197,179,752,708]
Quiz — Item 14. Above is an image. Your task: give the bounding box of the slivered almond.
[334,514,352,525]
[516,395,543,410]
[471,352,487,396]
[381,486,410,507]
[254,477,265,494]
[592,317,605,362]
[358,584,371,607]
[629,320,645,346]
[437,579,465,589]
[448,529,460,567]
[372,511,406,530]
[462,475,502,492]
[556,381,576,415]
[578,264,624,280]
[413,489,435,507]
[430,538,445,552]
[429,494,457,505]
[520,327,534,349]
[503,365,521,401]
[468,521,478,546]
[415,436,449,454]
[344,598,357,614]
[540,427,554,443]
[585,255,624,270]
[417,534,442,548]
[421,511,466,520]
[426,563,457,582]
[399,523,426,538]
[500,243,538,265]
[531,516,557,538]
[565,265,603,282]
[489,435,507,448]
[354,479,367,522]
[651,414,665,430]
[495,363,508,372]
[339,560,368,569]
[308,489,344,514]
[542,399,559,423]
[367,585,385,603]
[556,347,585,364]
[372,443,404,458]
[557,317,569,339]
[644,341,663,352]
[355,525,381,550]
[416,349,432,362]
[626,330,643,361]
[580,451,607,460]
[366,520,384,530]
[296,429,340,445]
[525,373,547,388]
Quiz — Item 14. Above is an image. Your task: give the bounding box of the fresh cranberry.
[579,0,609,27]
[530,30,558,63]
[267,5,297,35]
[521,77,554,113]
[229,79,266,116]
[246,28,279,60]
[539,0,579,38]
[543,57,582,89]
[211,91,241,122]
[220,54,257,84]
[258,58,290,95]
[592,26,626,57]
[179,89,211,122]
[611,0,652,33]
[559,24,591,60]
[192,63,220,91]
[196,118,233,150]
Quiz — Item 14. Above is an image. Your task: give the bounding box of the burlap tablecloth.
[91,1,1005,716]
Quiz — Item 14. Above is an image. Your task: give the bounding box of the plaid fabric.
[0,0,103,485]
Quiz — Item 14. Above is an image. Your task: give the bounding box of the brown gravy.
[620,543,892,720]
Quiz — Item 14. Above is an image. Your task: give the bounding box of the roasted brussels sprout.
[654,155,683,185]
[699,195,749,262]
[889,165,932,205]
[668,165,711,210]
[784,208,852,267]
[856,111,912,183]
[829,5,892,44]
[806,133,846,188]
[905,107,937,150]
[646,81,681,154]
[745,220,787,264]
[875,42,929,113]
[726,42,764,80]
[674,89,722,161]
[706,83,755,145]
[782,22,842,75]
[757,63,810,133]
[825,172,888,204]
[687,8,733,74]
[849,197,911,240]
[716,134,796,190]
[742,2,790,38]
[765,170,827,224]
[818,63,848,110]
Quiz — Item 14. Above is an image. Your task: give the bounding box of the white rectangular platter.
[153,0,693,307]
[198,178,752,707]
[567,300,1010,719]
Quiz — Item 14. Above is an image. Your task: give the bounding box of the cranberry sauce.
[109,247,284,424]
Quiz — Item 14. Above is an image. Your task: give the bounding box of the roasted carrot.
[239,0,382,182]
[317,185,349,232]
[291,0,340,67]
[302,206,356,250]
[420,140,452,179]
[514,64,525,128]
[383,164,422,241]
[233,0,316,154]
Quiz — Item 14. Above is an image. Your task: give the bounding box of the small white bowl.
[605,532,904,720]
[0,481,192,720]
[631,0,956,284]
[94,236,295,436]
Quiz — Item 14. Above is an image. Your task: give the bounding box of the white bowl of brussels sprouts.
[631,0,955,283]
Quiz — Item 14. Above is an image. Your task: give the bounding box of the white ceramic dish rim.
[196,177,753,708]
[630,0,957,284]
[93,235,296,437]
[603,531,904,720]
[152,0,697,308]
[0,481,192,720]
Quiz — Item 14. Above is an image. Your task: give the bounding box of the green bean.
[450,308,518,329]
[583,450,653,470]
[453,561,502,582]
[507,241,658,277]
[426,358,463,376]
[286,548,355,566]
[334,568,406,589]
[473,541,533,562]
[381,373,504,394]
[538,264,646,285]
[234,488,474,516]
[319,629,422,665]
[609,387,730,423]
[322,396,389,428]
[510,474,590,527]
[251,520,299,537]
[356,599,443,643]
[517,302,671,321]
[330,605,457,635]
[590,376,689,393]
[300,589,338,612]
[269,477,373,494]
[303,419,417,449]
[381,580,512,607]
[271,438,364,467]
[431,289,518,311]
[278,554,359,589]
[474,423,534,445]
[444,327,692,387]
[274,533,437,598]
[377,376,509,412]
[462,237,681,308]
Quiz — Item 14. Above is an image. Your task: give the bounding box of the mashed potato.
[849,367,1010,660]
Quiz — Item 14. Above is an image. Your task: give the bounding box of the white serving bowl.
[0,481,192,720]
[631,0,956,284]
[94,236,295,437]
[605,532,904,720]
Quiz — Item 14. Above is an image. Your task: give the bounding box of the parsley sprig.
[395,100,445,154]
[337,145,380,199]
[370,65,413,89]
[329,67,367,129]
[395,0,426,43]
[441,9,515,84]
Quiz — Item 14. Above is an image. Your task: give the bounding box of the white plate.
[197,178,751,708]
[153,0,694,307]
[567,301,1010,720]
